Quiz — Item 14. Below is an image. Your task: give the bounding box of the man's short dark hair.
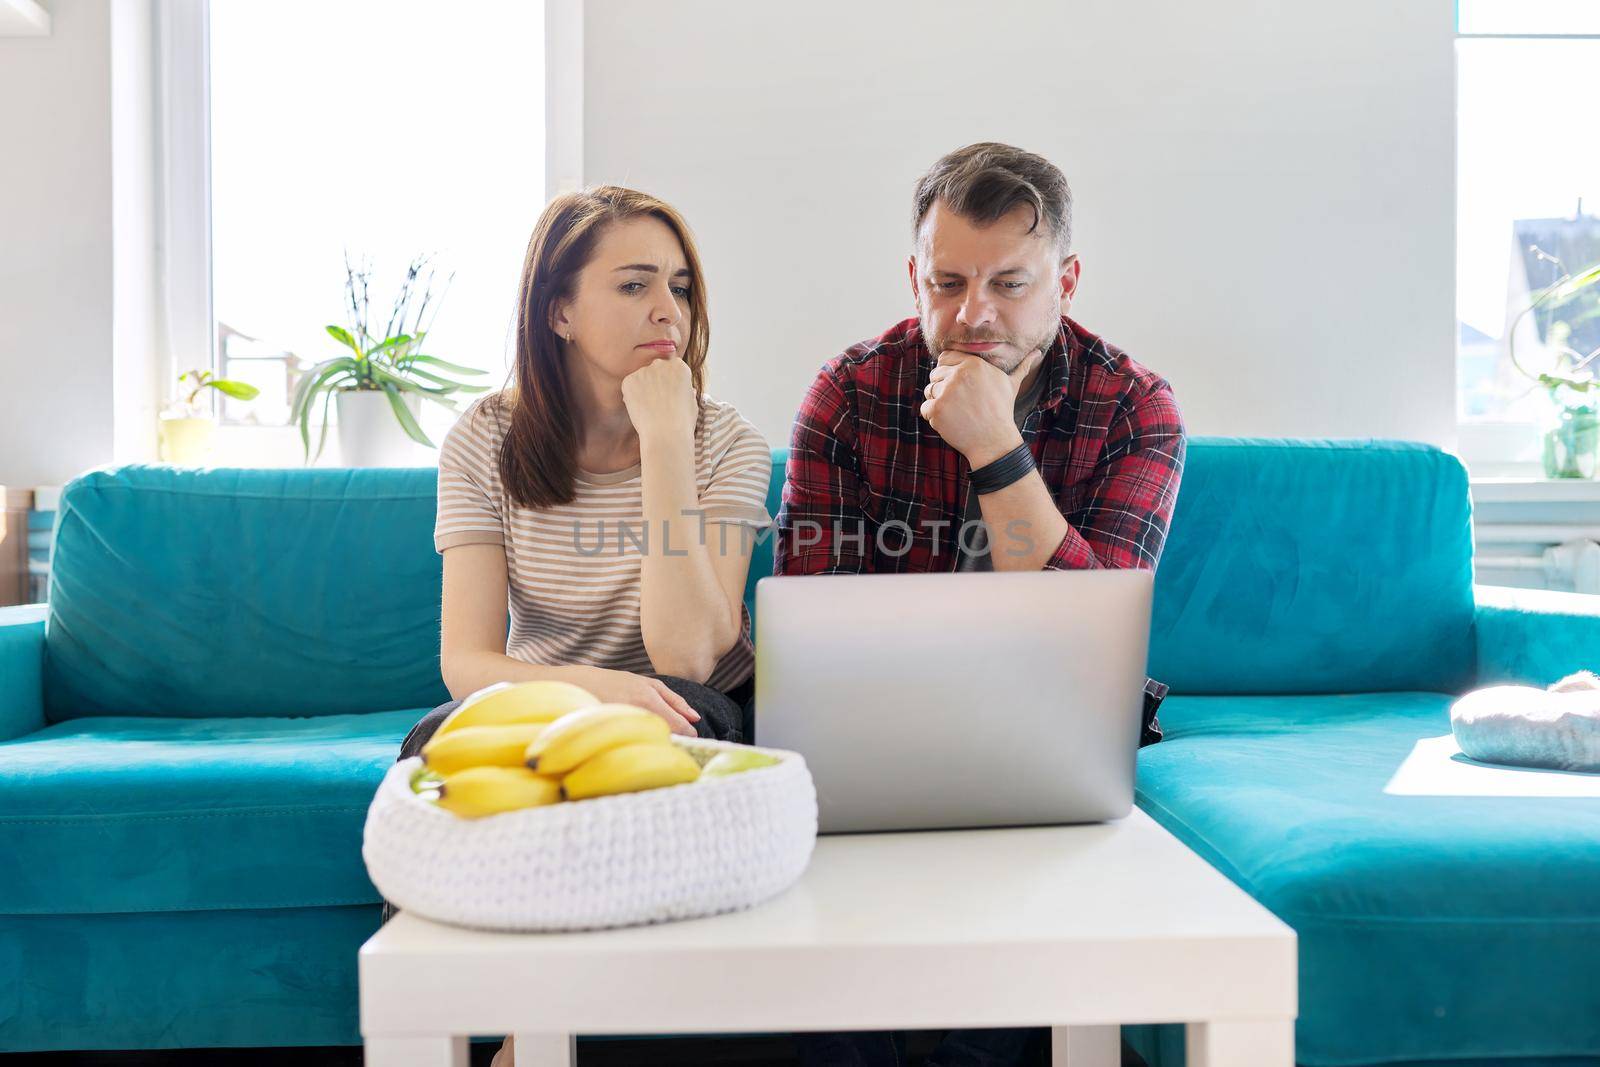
[911,142,1073,255]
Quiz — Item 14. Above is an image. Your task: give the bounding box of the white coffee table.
[360,808,1296,1066]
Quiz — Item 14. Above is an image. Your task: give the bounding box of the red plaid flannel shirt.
[775,315,1186,745]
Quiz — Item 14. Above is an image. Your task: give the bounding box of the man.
[776,142,1186,1067]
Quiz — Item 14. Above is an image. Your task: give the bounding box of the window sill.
[1471,478,1600,504]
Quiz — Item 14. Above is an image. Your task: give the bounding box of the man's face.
[909,199,1079,372]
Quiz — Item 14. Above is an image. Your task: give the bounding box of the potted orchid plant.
[1508,257,1600,479]
[290,254,490,466]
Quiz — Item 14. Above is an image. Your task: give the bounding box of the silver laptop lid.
[755,570,1152,833]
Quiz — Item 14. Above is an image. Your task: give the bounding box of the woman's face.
[553,216,693,387]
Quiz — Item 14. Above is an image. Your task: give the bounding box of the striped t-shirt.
[434,391,772,692]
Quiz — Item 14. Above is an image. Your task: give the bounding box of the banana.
[524,704,671,775]
[433,680,601,738]
[435,766,562,818]
[561,741,702,801]
[422,723,550,776]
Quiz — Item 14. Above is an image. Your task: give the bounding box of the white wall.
[0,0,1460,490]
[581,0,1458,452]
[0,0,117,488]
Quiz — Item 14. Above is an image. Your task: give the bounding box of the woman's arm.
[636,428,749,684]
[624,360,751,684]
[439,543,702,733]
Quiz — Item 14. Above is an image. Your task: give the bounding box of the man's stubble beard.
[920,306,1061,374]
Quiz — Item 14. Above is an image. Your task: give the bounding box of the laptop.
[753,570,1153,833]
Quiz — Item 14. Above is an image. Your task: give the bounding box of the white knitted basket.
[362,738,818,931]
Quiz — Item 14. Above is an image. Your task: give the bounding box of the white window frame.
[152,0,580,465]
[153,0,213,416]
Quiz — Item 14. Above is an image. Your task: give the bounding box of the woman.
[399,186,771,759]
[392,186,770,1065]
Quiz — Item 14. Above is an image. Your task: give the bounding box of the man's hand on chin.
[919,348,1043,466]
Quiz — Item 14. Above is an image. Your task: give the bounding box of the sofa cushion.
[1137,693,1600,1066]
[44,466,449,720]
[1146,439,1476,694]
[0,710,418,915]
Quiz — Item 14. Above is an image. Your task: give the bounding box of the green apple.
[701,749,782,778]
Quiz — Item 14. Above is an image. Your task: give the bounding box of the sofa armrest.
[1474,584,1600,687]
[0,604,47,742]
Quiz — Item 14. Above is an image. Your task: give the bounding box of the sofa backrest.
[751,438,1477,695]
[45,466,450,720]
[1144,438,1475,694]
[44,438,1475,719]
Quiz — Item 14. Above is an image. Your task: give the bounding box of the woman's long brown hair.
[494,186,710,508]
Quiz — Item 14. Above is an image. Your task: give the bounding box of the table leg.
[1185,1019,1294,1067]
[364,1034,469,1066]
[1050,1025,1119,1067]
[512,1032,576,1067]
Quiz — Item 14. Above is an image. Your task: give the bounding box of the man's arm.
[775,366,872,576]
[987,384,1185,572]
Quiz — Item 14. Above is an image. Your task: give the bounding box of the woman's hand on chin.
[569,666,701,736]
[621,356,697,446]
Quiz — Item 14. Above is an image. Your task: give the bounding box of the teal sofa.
[0,439,1596,1065]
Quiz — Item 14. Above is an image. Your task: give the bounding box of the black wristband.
[969,443,1035,495]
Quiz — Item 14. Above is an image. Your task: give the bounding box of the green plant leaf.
[400,381,451,396]
[291,358,340,419]
[364,334,412,358]
[291,359,357,425]
[376,370,488,398]
[298,387,316,459]
[396,380,458,399]
[1539,372,1597,394]
[393,368,490,396]
[314,385,337,463]
[417,392,461,411]
[404,367,474,389]
[370,365,465,397]
[1545,262,1600,305]
[383,382,436,448]
[325,324,361,353]
[368,365,412,390]
[207,379,260,401]
[295,363,356,461]
[406,355,486,375]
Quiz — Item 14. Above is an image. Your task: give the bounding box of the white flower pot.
[157,414,215,464]
[336,389,429,468]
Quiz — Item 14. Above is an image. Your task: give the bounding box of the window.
[168,1,546,463]
[1457,0,1600,475]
